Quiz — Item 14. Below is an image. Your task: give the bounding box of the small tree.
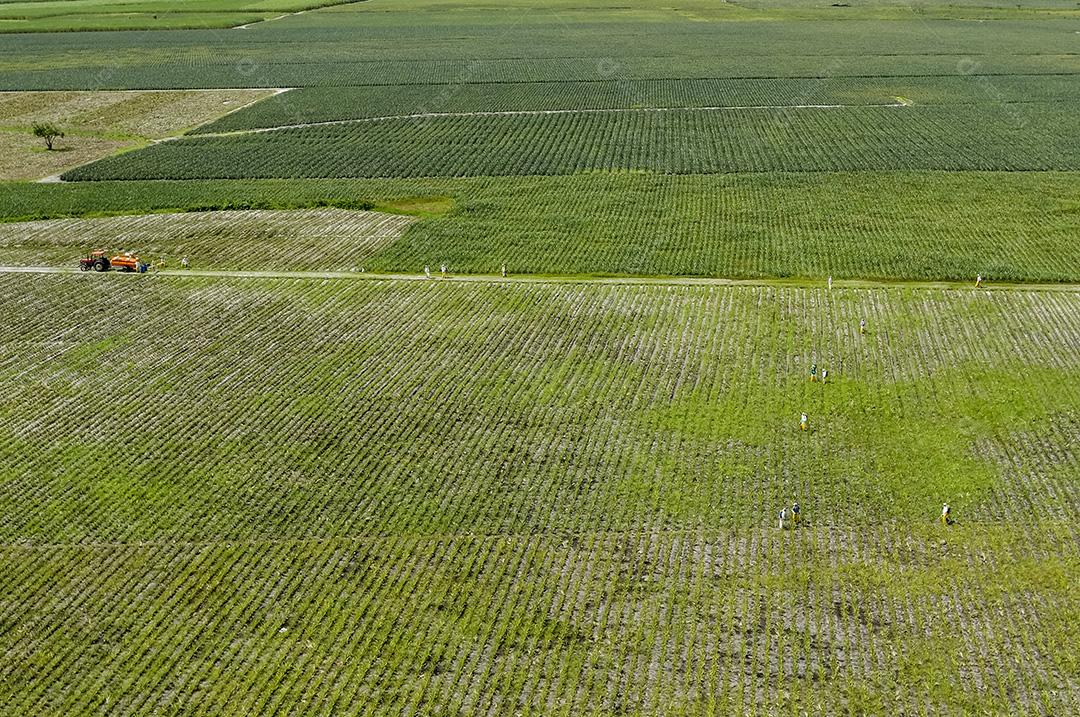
[32,122,64,151]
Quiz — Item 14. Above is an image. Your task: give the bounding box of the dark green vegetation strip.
[62,103,1080,180]
[2,274,1078,712]
[1,9,1078,89]
[192,76,1080,134]
[6,172,1080,281]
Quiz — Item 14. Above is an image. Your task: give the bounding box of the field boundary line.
[3,265,1079,292]
[232,0,368,30]
[167,87,293,143]
[189,102,908,137]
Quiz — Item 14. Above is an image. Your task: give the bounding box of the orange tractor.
[79,250,147,273]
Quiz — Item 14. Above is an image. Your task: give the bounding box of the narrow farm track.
[2,264,1078,293]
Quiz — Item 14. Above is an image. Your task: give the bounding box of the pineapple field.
[1,0,1078,713]
[1,274,1078,714]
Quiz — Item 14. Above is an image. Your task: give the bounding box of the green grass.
[4,173,1080,282]
[1,273,1078,713]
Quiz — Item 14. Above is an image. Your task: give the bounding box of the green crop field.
[62,103,1080,180]
[2,274,1079,714]
[2,0,1079,713]
[190,76,1080,135]
[5,173,1080,282]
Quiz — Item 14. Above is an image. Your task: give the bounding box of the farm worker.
[424,266,431,279]
[809,363,817,382]
[821,368,828,384]
[792,502,801,525]
[827,275,833,291]
[941,503,951,525]
[800,413,808,432]
[440,264,447,276]
[779,508,789,530]
[501,264,507,278]
[859,318,866,334]
[180,256,189,269]
[975,273,982,288]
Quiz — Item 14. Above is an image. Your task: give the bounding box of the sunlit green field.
[2,0,1079,713]
[3,273,1078,714]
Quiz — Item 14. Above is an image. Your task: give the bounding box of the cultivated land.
[0,208,416,270]
[4,173,1080,282]
[2,275,1079,714]
[0,89,276,180]
[1,0,1079,713]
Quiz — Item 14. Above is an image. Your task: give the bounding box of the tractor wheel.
[79,263,89,272]
[94,260,107,272]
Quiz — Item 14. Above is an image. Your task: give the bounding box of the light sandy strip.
[2,265,1076,293]
[0,88,293,95]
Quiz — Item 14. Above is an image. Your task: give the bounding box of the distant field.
[1,8,1078,89]
[0,89,274,179]
[0,0,360,33]
[5,172,1080,282]
[2,273,1077,713]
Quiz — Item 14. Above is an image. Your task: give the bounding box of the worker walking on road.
[975,274,983,288]
[941,503,951,526]
[424,266,431,279]
[800,412,809,432]
[501,263,507,278]
[828,275,833,291]
[180,256,189,269]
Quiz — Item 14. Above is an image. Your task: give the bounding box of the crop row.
[7,172,1080,282]
[193,75,1080,134]
[66,103,1080,181]
[6,55,1078,92]
[0,208,415,271]
[2,274,1079,545]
